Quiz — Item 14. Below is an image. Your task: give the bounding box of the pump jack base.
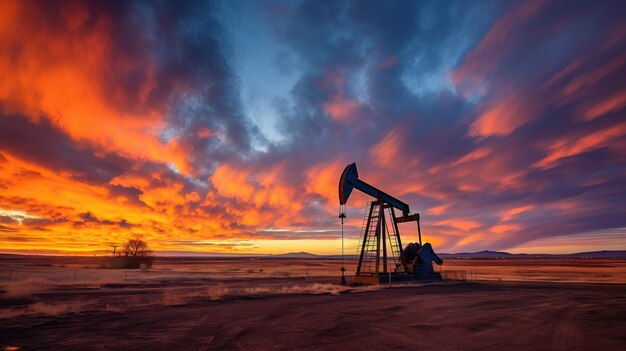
[354,272,442,285]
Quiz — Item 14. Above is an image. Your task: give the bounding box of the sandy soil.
[1,257,625,350]
[2,257,625,285]
[1,281,625,350]
[441,258,626,283]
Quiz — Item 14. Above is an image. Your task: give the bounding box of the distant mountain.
[269,252,359,259]
[271,251,322,259]
[271,250,626,260]
[3,249,624,260]
[440,250,626,259]
[566,250,626,258]
[440,250,513,258]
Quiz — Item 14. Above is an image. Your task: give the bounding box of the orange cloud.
[0,153,166,252]
[428,204,450,216]
[210,164,256,201]
[469,93,542,137]
[583,90,626,121]
[305,158,347,207]
[0,1,189,173]
[452,0,546,91]
[535,121,626,169]
[562,52,626,97]
[324,99,360,120]
[490,224,523,234]
[500,205,534,221]
[432,219,483,232]
[196,128,217,139]
[370,126,405,167]
[185,192,201,203]
[254,163,302,212]
[451,147,491,166]
[320,70,361,121]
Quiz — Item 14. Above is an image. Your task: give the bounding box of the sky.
[1,0,625,255]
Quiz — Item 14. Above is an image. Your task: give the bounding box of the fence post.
[74,270,77,284]
[124,270,128,282]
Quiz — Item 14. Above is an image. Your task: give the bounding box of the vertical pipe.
[341,216,346,285]
[381,203,387,274]
[416,214,422,245]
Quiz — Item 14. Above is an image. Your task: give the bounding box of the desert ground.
[1,256,625,350]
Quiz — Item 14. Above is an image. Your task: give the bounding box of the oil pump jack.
[339,163,443,284]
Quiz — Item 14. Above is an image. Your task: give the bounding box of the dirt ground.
[1,281,625,350]
[1,257,625,350]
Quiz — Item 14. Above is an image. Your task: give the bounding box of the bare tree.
[123,238,153,258]
[110,238,154,269]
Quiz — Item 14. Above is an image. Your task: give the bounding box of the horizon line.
[1,249,624,258]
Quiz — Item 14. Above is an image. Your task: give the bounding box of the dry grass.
[160,289,192,306]
[1,258,623,306]
[0,300,90,319]
[157,282,356,305]
[442,259,626,283]
[207,282,384,300]
[1,278,54,298]
[207,283,226,301]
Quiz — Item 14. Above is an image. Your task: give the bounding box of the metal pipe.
[417,217,422,245]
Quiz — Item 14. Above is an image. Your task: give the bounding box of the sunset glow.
[1,0,625,255]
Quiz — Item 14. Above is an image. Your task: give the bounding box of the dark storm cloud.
[74,212,134,228]
[4,0,260,176]
[1,0,625,253]
[0,0,264,219]
[258,1,492,177]
[134,0,263,174]
[0,115,130,184]
[268,0,497,153]
[439,0,626,250]
[0,113,204,211]
[256,0,626,250]
[0,216,18,224]
[0,225,18,232]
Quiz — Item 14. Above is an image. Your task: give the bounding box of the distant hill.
[269,252,360,260]
[271,251,321,259]
[440,250,514,259]
[440,250,626,259]
[2,250,624,260]
[270,250,626,260]
[566,250,626,258]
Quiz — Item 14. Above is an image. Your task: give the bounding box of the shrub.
[109,238,154,269]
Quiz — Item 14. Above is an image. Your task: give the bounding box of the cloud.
[1,0,625,254]
[0,0,260,176]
